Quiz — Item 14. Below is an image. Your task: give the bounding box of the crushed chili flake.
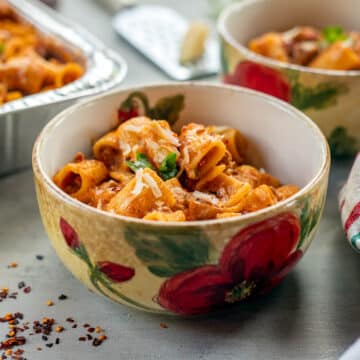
[7,262,18,269]
[55,338,60,345]
[83,323,90,328]
[92,338,102,347]
[160,322,168,329]
[87,327,95,333]
[66,317,75,323]
[23,287,31,294]
[46,300,54,307]
[78,337,86,342]
[95,326,102,333]
[45,343,53,348]
[0,336,26,350]
[55,326,64,333]
[17,282,25,290]
[72,324,77,329]
[58,294,68,300]
[86,334,93,341]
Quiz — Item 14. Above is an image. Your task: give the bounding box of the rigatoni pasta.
[0,0,84,104]
[54,114,300,221]
[248,25,360,70]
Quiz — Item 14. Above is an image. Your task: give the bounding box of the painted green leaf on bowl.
[124,226,211,277]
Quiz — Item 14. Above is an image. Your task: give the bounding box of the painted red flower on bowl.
[224,61,291,102]
[158,213,302,315]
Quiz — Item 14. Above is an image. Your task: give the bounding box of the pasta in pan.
[54,115,300,222]
[0,0,84,104]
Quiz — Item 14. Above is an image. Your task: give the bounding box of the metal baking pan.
[0,0,127,176]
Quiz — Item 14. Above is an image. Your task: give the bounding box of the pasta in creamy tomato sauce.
[249,26,360,70]
[0,0,84,104]
[54,116,299,221]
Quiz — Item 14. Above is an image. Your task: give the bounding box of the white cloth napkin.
[339,153,360,252]
[340,339,360,359]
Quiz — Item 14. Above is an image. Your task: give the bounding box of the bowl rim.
[218,0,360,77]
[32,82,330,228]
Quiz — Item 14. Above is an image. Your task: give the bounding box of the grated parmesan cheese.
[156,123,180,147]
[125,124,145,133]
[182,146,190,165]
[132,169,146,196]
[119,141,131,156]
[143,172,162,198]
[193,191,219,205]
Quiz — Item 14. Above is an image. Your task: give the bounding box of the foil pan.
[0,0,127,176]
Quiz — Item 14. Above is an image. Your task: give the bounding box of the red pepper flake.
[92,338,102,347]
[83,323,90,328]
[72,324,77,329]
[0,336,26,350]
[37,347,42,351]
[55,326,64,333]
[95,326,103,333]
[66,317,74,323]
[45,343,53,348]
[58,294,68,300]
[23,287,31,294]
[78,337,86,342]
[7,262,18,269]
[86,334,93,340]
[46,300,54,307]
[87,327,95,333]
[55,338,60,345]
[160,322,168,329]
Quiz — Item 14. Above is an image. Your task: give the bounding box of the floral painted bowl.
[32,83,330,315]
[218,0,360,157]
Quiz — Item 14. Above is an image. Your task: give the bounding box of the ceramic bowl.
[218,0,360,157]
[32,83,330,315]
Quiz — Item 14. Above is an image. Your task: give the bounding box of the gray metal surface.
[0,0,359,359]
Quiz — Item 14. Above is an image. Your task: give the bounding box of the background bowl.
[218,0,360,157]
[33,83,330,315]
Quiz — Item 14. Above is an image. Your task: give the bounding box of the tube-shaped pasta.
[233,165,280,188]
[249,32,289,62]
[144,210,186,222]
[310,42,360,70]
[241,185,278,213]
[275,185,300,201]
[209,126,248,164]
[203,173,252,212]
[117,117,179,166]
[180,123,226,180]
[106,168,176,218]
[93,130,122,168]
[195,164,226,190]
[53,160,108,203]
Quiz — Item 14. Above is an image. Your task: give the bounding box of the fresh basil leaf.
[158,153,178,180]
[322,26,348,45]
[126,153,154,172]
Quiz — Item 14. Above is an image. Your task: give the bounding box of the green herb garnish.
[322,26,348,45]
[126,153,155,172]
[158,152,178,180]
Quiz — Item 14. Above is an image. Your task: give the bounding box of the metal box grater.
[113,5,219,80]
